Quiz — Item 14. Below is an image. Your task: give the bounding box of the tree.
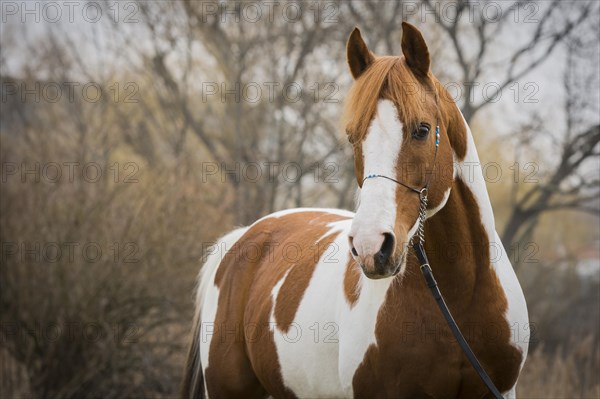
[502,20,600,248]
[129,0,350,224]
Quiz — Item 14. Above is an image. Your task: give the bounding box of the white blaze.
[350,99,403,257]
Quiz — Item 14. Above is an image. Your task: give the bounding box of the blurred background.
[1,1,598,398]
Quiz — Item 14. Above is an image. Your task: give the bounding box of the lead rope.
[407,127,504,399]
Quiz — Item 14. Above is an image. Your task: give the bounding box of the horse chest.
[348,291,522,398]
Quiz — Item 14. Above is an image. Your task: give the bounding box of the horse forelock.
[343,56,433,144]
[343,56,469,167]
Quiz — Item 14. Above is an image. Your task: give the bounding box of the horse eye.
[413,124,430,140]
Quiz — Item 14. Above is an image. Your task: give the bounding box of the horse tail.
[180,227,248,399]
[181,309,204,399]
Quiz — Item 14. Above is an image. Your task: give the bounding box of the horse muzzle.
[349,231,405,279]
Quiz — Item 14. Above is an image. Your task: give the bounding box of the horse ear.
[347,27,375,80]
[401,22,430,76]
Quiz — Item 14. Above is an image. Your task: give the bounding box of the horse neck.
[420,121,498,306]
[455,121,497,238]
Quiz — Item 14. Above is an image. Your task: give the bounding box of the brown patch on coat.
[204,211,349,398]
[204,228,271,399]
[274,231,340,332]
[343,256,361,307]
[352,178,522,397]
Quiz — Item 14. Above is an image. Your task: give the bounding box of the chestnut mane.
[343,56,434,144]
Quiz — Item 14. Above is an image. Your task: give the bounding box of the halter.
[358,112,504,399]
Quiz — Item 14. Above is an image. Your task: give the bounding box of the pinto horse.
[182,22,529,399]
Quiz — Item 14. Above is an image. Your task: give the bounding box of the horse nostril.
[351,247,358,257]
[377,233,395,264]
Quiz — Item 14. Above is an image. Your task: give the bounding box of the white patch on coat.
[271,220,351,397]
[338,272,394,397]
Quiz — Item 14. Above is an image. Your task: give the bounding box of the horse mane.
[342,56,432,144]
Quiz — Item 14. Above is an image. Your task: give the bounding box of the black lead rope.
[413,242,504,399]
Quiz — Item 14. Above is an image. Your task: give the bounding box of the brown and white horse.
[182,22,529,399]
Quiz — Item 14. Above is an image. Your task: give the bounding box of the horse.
[181,22,529,399]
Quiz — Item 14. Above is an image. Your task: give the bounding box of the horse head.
[345,22,462,279]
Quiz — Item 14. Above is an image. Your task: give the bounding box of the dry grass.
[518,336,600,399]
[0,120,230,397]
